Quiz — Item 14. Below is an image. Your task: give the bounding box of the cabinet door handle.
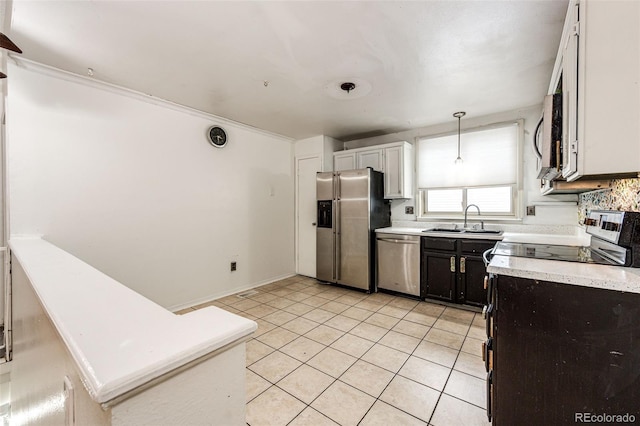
[483,275,488,289]
[485,304,493,338]
[460,257,466,274]
[450,256,456,272]
[484,337,493,372]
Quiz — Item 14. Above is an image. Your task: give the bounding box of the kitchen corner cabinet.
[421,237,494,306]
[552,0,640,181]
[334,141,413,199]
[485,274,640,424]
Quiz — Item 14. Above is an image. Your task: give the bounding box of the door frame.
[294,154,323,277]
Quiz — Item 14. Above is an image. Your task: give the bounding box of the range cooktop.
[491,210,640,268]
[491,242,618,265]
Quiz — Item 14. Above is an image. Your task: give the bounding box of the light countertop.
[375,227,504,240]
[376,226,591,245]
[10,236,257,403]
[376,225,637,293]
[488,255,640,294]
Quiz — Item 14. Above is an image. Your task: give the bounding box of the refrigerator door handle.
[334,172,341,281]
[335,198,341,281]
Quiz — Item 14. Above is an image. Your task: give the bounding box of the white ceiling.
[8,0,568,141]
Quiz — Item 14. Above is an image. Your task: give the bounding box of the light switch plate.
[526,206,536,216]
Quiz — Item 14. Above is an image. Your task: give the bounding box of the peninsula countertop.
[9,236,257,404]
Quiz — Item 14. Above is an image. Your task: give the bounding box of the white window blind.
[426,189,463,212]
[467,186,512,213]
[418,123,518,189]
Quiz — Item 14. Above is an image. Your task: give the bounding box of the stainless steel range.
[492,210,640,267]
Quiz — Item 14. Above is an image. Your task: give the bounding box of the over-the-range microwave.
[535,93,611,195]
[539,178,610,195]
[534,93,562,181]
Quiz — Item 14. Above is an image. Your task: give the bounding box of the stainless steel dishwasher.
[376,233,421,296]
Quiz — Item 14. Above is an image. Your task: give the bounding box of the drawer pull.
[484,337,493,372]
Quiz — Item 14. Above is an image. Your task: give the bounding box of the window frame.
[416,120,523,221]
[422,184,517,217]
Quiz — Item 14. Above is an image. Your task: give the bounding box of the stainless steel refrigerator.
[316,168,390,292]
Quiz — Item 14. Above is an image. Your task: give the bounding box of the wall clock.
[207,126,228,148]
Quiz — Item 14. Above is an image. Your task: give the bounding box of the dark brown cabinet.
[487,274,640,425]
[422,249,456,301]
[421,237,495,306]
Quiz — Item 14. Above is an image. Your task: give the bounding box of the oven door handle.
[482,247,494,267]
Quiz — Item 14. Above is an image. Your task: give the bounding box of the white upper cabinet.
[357,150,383,171]
[334,151,356,171]
[383,145,407,198]
[333,141,414,199]
[552,0,640,181]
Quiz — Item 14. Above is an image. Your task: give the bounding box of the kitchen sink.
[423,228,502,235]
[423,228,465,233]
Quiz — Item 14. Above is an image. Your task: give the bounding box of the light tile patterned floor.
[180,275,491,426]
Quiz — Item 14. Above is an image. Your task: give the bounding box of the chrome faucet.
[464,204,483,229]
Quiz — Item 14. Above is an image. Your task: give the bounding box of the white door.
[296,155,321,277]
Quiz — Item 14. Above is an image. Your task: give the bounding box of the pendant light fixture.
[453,111,466,165]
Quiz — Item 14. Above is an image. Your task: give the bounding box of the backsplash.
[578,178,640,224]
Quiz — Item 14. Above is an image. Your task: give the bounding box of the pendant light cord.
[457,116,461,159]
[453,111,466,164]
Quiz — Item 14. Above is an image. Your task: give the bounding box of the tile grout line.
[229,277,485,425]
[427,313,484,425]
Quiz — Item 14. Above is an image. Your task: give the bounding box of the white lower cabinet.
[334,141,413,199]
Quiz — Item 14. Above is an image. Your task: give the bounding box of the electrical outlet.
[230,261,237,272]
[527,206,536,216]
[405,206,414,215]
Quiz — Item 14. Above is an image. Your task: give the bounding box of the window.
[417,122,520,218]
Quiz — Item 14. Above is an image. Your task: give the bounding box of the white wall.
[6,61,295,310]
[344,105,578,225]
[294,135,342,172]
